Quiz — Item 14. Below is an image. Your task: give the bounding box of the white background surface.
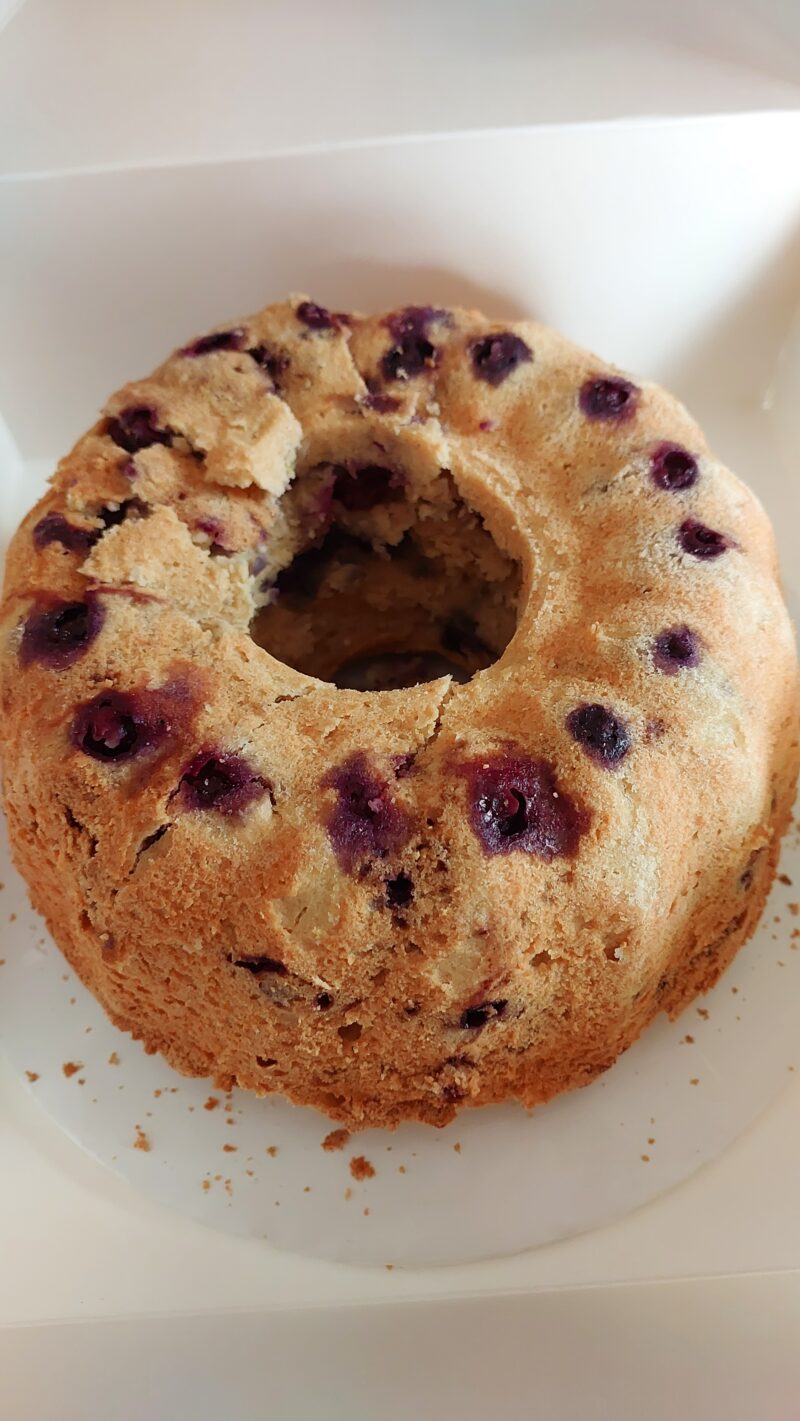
[2,3,800,1416]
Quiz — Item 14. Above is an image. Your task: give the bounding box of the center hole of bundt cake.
[249,461,521,689]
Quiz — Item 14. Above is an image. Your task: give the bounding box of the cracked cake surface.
[0,293,798,1130]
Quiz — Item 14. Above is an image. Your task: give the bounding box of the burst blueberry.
[180,328,245,357]
[20,597,104,669]
[470,332,532,386]
[106,405,172,454]
[567,703,630,767]
[460,751,589,858]
[178,750,270,815]
[678,518,731,559]
[71,690,167,762]
[650,442,698,492]
[579,375,639,423]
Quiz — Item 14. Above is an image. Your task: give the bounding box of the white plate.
[1,114,799,1267]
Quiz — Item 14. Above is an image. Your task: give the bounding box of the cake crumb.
[108,1052,120,1066]
[322,1128,350,1152]
[690,1078,700,1086]
[0,960,5,968]
[133,1125,151,1152]
[648,1136,656,1145]
[350,1155,376,1181]
[696,1008,709,1020]
[201,1179,211,1192]
[780,873,793,886]
[68,997,76,1005]
[62,1061,82,1078]
[641,1154,650,1163]
[398,1165,407,1174]
[385,1264,394,1271]
[789,903,799,917]
[266,1145,278,1158]
[246,1169,254,1177]
[9,912,16,923]
[363,1207,370,1216]
[224,1179,232,1196]
[25,1070,39,1082]
[682,1034,694,1045]
[344,1187,353,1200]
[223,1143,237,1153]
[204,1095,220,1111]
[153,1089,162,1098]
[453,1142,462,1153]
[304,1185,311,1193]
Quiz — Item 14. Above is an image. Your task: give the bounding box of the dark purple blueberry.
[33,512,96,555]
[579,376,640,423]
[71,690,167,762]
[650,442,698,492]
[653,625,701,675]
[470,332,532,386]
[361,391,402,414]
[381,306,448,382]
[178,751,270,816]
[460,1000,507,1030]
[332,462,404,511]
[678,518,731,559]
[567,703,631,768]
[106,406,172,454]
[248,344,290,389]
[460,752,589,858]
[98,498,145,531]
[315,992,334,1010]
[324,752,411,873]
[20,597,103,670]
[296,301,348,332]
[180,327,245,357]
[232,955,287,975]
[386,871,414,908]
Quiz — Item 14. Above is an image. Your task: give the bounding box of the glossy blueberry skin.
[650,442,698,492]
[678,518,731,559]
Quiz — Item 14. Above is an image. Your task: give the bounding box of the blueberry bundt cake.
[1,297,797,1129]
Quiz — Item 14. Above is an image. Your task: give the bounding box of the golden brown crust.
[1,295,798,1130]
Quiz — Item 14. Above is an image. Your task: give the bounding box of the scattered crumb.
[222,1143,237,1153]
[246,1169,254,1177]
[350,1155,376,1181]
[188,1105,195,1112]
[84,1026,92,1034]
[453,1142,462,1153]
[62,1061,82,1078]
[68,997,76,1005]
[9,912,16,923]
[225,1118,236,1127]
[153,1089,162,1099]
[0,960,5,968]
[641,1154,650,1163]
[204,1096,220,1111]
[385,1264,394,1272]
[25,1070,39,1082]
[789,903,800,917]
[363,1207,370,1216]
[214,1173,222,1181]
[322,1128,351,1152]
[78,1078,86,1086]
[398,1165,406,1175]
[789,1066,796,1073]
[731,986,739,994]
[133,1125,151,1152]
[202,1179,211,1193]
[682,1034,695,1045]
[108,1052,120,1066]
[696,1008,709,1020]
[690,1078,700,1086]
[266,1145,278,1158]
[303,1185,311,1193]
[792,929,800,940]
[344,1187,353,1201]
[778,960,785,967]
[224,1179,233,1197]
[648,1137,656,1145]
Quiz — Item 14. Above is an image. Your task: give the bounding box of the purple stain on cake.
[567,703,631,768]
[194,516,231,554]
[361,391,402,414]
[579,376,640,423]
[71,690,169,762]
[296,301,348,332]
[248,344,290,390]
[324,751,411,873]
[178,750,270,816]
[653,625,701,675]
[460,751,589,858]
[470,332,532,386]
[20,596,104,670]
[381,306,448,382]
[106,405,173,454]
[678,518,731,559]
[650,442,698,492]
[180,328,246,357]
[332,462,404,511]
[32,512,96,555]
[460,1000,508,1030]
[120,457,138,480]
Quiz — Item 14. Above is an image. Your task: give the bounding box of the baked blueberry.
[461,751,589,857]
[678,518,731,559]
[71,690,167,762]
[180,328,245,357]
[20,597,103,669]
[567,703,630,767]
[470,332,532,386]
[106,406,172,454]
[579,376,639,422]
[653,625,701,674]
[650,442,698,491]
[324,752,411,872]
[178,751,270,815]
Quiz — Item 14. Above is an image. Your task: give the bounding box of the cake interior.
[250,460,522,688]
